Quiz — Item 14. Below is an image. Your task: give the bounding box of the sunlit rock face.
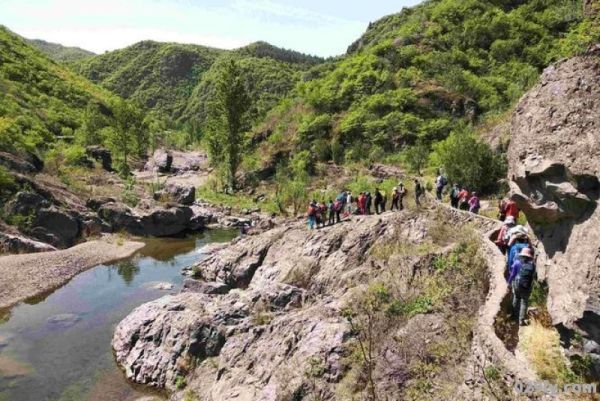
[507,47,600,334]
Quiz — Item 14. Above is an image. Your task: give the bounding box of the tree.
[204,59,249,191]
[77,102,107,146]
[404,141,430,175]
[107,99,147,175]
[432,128,506,193]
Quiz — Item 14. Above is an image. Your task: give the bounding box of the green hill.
[71,40,322,125]
[71,41,225,121]
[181,54,311,130]
[251,0,594,166]
[27,38,95,62]
[0,26,117,154]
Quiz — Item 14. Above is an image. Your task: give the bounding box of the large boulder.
[170,151,207,173]
[112,293,233,389]
[0,151,40,174]
[30,208,80,248]
[85,196,116,211]
[85,146,112,171]
[507,48,600,333]
[153,184,195,205]
[4,191,49,216]
[97,202,194,237]
[0,232,56,254]
[139,206,193,237]
[145,149,173,173]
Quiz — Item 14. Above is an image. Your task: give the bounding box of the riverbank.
[0,236,145,310]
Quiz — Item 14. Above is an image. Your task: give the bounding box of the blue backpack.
[516,260,535,294]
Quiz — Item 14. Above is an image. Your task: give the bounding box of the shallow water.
[0,229,237,401]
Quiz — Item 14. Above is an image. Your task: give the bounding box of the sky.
[0,0,423,57]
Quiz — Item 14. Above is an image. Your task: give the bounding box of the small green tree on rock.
[204,59,249,191]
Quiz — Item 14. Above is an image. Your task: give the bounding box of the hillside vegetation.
[71,40,323,126]
[28,38,95,62]
[71,41,225,121]
[0,26,117,154]
[250,0,596,175]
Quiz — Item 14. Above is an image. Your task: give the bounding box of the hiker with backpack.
[391,187,400,211]
[358,192,367,215]
[365,192,372,215]
[508,247,536,325]
[506,226,532,277]
[333,197,343,224]
[495,216,516,254]
[374,188,384,214]
[398,183,406,210]
[317,202,328,228]
[327,199,335,226]
[307,201,317,230]
[468,191,481,214]
[449,183,460,208]
[346,191,354,216]
[458,187,470,210]
[435,172,447,201]
[414,179,423,207]
[505,199,520,221]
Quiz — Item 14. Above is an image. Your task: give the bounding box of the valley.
[0,0,599,400]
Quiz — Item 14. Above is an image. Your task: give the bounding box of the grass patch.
[196,185,279,215]
[520,320,581,385]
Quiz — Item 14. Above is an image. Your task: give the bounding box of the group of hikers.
[305,172,535,326]
[306,179,427,230]
[493,199,536,326]
[433,173,482,214]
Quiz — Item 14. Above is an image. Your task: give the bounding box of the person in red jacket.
[358,192,367,215]
[505,199,520,221]
[458,187,470,210]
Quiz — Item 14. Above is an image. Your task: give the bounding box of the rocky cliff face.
[113,208,515,401]
[508,46,600,350]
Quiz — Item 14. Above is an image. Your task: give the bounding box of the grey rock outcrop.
[4,191,49,216]
[30,207,80,248]
[114,210,498,400]
[97,202,196,237]
[145,149,173,173]
[154,183,195,205]
[85,145,112,171]
[0,232,57,253]
[507,49,600,334]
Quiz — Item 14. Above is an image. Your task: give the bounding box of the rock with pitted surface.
[508,48,600,345]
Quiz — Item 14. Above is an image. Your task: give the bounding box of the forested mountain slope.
[28,38,95,62]
[0,26,117,154]
[71,41,225,121]
[251,0,596,166]
[71,40,323,125]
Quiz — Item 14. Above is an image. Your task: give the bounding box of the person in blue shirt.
[508,247,536,325]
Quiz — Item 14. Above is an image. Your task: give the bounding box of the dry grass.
[520,320,576,385]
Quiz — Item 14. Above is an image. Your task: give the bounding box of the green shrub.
[432,127,506,193]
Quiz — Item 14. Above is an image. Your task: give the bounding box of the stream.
[0,229,237,401]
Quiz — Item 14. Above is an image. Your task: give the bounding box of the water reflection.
[0,229,237,401]
[113,260,140,286]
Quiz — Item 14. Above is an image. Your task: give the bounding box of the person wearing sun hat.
[508,246,536,325]
[495,215,516,254]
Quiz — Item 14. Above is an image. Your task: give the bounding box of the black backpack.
[516,260,535,293]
